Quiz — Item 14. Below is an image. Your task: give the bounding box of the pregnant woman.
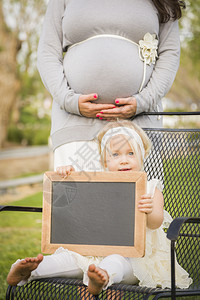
[37,0,185,171]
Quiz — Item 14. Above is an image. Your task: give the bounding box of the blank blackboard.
[42,171,146,257]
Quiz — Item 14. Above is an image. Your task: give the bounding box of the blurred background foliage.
[166,0,200,110]
[0,0,49,148]
[0,0,199,149]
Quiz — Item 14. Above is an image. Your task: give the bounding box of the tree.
[0,0,47,148]
[0,1,21,147]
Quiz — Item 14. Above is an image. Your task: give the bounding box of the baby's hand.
[138,194,153,214]
[56,165,75,177]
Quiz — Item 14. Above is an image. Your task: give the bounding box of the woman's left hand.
[96,97,137,121]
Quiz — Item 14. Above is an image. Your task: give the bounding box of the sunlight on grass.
[0,192,42,299]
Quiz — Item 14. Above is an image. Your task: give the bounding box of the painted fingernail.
[115,100,119,103]
[113,106,116,108]
[99,117,103,120]
[94,94,97,99]
[96,114,100,117]
[100,111,103,114]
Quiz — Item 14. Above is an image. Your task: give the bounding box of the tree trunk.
[0,2,21,148]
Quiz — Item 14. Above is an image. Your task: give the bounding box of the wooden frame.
[42,171,147,257]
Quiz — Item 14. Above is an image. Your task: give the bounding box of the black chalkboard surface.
[42,171,146,257]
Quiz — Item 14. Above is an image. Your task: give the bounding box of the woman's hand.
[79,94,116,118]
[56,165,75,177]
[96,97,137,121]
[138,194,153,214]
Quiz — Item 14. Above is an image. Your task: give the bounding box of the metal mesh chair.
[1,126,200,300]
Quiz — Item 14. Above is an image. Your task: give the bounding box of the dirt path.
[0,183,43,204]
[0,154,51,180]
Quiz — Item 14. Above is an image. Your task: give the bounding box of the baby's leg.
[100,254,138,298]
[8,251,83,286]
[98,254,137,285]
[30,251,83,279]
[87,264,109,295]
[7,254,43,286]
[87,254,137,296]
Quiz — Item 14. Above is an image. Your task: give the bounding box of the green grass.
[0,192,42,300]
[13,172,42,179]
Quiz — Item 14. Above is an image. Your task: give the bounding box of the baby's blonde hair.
[96,120,152,170]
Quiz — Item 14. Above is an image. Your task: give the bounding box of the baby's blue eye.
[129,152,134,156]
[112,152,119,157]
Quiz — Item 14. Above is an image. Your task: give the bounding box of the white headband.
[101,127,145,160]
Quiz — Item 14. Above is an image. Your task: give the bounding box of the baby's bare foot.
[87,264,109,295]
[7,254,43,286]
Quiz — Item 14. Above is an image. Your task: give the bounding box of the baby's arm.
[138,188,164,230]
[56,165,75,177]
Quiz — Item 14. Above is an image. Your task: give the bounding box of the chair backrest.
[144,128,200,288]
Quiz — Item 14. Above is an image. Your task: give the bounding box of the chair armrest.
[167,217,200,241]
[166,217,200,299]
[0,205,42,213]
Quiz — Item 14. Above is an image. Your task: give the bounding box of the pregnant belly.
[63,37,153,104]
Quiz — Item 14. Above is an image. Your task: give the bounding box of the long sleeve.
[37,0,81,116]
[134,19,180,114]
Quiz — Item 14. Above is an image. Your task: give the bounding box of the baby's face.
[105,135,141,172]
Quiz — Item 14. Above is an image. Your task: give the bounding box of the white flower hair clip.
[139,33,158,65]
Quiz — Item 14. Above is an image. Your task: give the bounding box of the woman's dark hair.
[152,0,186,23]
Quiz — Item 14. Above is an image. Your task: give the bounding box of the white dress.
[14,179,192,289]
